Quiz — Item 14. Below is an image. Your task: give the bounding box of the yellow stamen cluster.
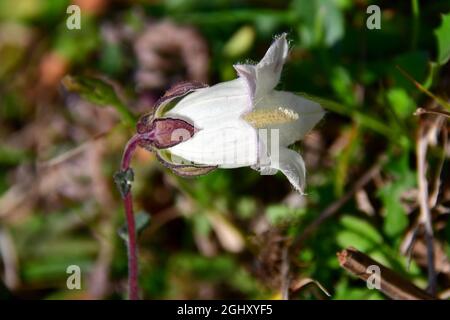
[243,107,299,128]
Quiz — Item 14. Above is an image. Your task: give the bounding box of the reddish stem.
[119,132,153,300]
[121,134,144,171]
[123,192,139,300]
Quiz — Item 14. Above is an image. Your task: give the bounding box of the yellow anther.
[243,107,299,128]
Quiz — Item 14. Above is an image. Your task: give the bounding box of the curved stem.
[118,132,153,300]
[121,134,143,171]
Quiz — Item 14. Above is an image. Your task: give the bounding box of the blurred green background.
[0,0,449,300]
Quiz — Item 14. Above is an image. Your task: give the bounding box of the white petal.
[252,165,278,175]
[165,78,258,168]
[269,147,306,194]
[233,64,256,102]
[165,78,251,129]
[256,33,289,93]
[167,119,258,168]
[256,91,325,147]
[233,33,288,100]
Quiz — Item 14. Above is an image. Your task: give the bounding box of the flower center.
[243,107,299,128]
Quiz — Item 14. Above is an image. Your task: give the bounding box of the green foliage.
[266,204,306,226]
[378,155,415,238]
[223,26,256,58]
[1,0,449,300]
[118,211,151,242]
[386,88,416,119]
[337,215,383,251]
[62,75,135,125]
[292,0,346,48]
[435,13,450,65]
[392,51,428,91]
[0,145,30,166]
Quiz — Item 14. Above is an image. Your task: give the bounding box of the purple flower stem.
[119,132,153,300]
[123,191,138,300]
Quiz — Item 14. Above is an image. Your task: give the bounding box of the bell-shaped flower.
[137,33,324,193]
[116,34,325,298]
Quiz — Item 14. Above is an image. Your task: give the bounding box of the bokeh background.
[0,0,449,299]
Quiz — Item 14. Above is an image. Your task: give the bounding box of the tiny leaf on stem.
[113,168,134,198]
[118,211,151,242]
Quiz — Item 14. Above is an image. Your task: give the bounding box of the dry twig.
[414,107,450,118]
[337,247,435,300]
[416,117,442,295]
